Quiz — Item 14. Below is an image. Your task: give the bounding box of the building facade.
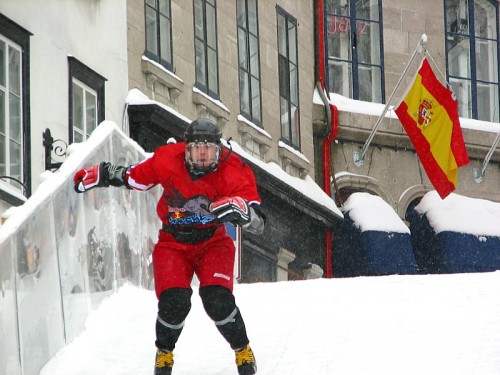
[1,0,500,281]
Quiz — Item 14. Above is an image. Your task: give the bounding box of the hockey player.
[74,118,264,375]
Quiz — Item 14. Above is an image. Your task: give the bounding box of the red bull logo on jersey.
[169,212,215,225]
[163,190,216,226]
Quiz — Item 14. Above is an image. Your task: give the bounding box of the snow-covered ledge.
[141,56,184,100]
[192,87,230,128]
[278,141,310,179]
[237,115,272,159]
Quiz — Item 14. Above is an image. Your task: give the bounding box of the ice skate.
[235,345,257,375]
[154,348,173,375]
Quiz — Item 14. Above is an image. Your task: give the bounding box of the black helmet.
[184,118,222,144]
[184,119,222,175]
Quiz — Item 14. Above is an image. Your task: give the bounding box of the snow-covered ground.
[41,271,500,375]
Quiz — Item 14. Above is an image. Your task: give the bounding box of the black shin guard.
[215,307,250,350]
[156,288,193,351]
[199,285,249,350]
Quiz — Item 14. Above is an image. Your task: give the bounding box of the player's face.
[187,142,219,167]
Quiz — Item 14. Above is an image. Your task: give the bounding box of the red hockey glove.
[74,162,128,193]
[209,196,250,225]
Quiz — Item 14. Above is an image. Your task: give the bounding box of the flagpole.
[473,128,500,183]
[353,34,427,167]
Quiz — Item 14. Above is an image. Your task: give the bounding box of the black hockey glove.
[209,196,251,226]
[74,162,128,193]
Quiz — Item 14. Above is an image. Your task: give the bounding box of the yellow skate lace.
[155,350,174,368]
[235,346,255,366]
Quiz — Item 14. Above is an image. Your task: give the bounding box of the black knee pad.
[158,287,193,324]
[199,285,236,321]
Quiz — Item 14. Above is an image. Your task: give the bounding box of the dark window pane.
[251,77,261,122]
[159,0,170,16]
[85,91,97,136]
[8,47,21,96]
[208,48,218,92]
[476,39,498,83]
[327,0,350,15]
[9,140,21,179]
[207,4,217,49]
[450,77,472,118]
[0,41,5,87]
[237,0,246,28]
[240,70,250,114]
[145,7,158,55]
[477,82,497,121]
[238,28,248,70]
[160,15,172,62]
[357,21,381,65]
[0,90,4,136]
[8,93,21,142]
[194,0,204,39]
[280,96,290,138]
[329,60,353,97]
[448,35,471,78]
[195,39,206,86]
[249,34,259,75]
[327,15,352,61]
[72,82,84,133]
[291,104,299,145]
[248,0,258,35]
[278,54,289,99]
[0,133,5,175]
[474,0,496,38]
[356,0,380,21]
[288,21,297,65]
[446,0,466,33]
[277,13,286,56]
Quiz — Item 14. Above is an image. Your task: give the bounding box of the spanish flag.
[395,57,469,199]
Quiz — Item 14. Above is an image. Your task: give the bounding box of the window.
[237,0,262,126]
[445,0,500,122]
[325,0,384,103]
[0,14,31,197]
[193,0,219,98]
[145,0,173,71]
[71,79,97,143]
[277,6,300,149]
[68,57,106,143]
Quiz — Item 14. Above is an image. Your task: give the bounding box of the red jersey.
[126,142,261,231]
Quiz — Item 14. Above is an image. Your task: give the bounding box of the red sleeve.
[126,143,185,191]
[126,155,158,191]
[221,154,261,206]
[239,163,261,206]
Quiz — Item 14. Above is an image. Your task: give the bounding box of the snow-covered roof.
[342,192,410,234]
[415,191,500,236]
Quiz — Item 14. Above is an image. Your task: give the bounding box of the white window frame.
[0,36,24,191]
[71,78,98,143]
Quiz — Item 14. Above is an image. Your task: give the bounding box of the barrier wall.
[0,122,160,375]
